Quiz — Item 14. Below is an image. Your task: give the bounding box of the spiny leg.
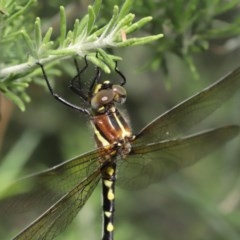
[37,62,90,115]
[114,61,126,86]
[89,65,101,93]
[69,56,89,101]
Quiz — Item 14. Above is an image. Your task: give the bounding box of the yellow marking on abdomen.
[104,211,112,218]
[107,222,114,232]
[106,167,114,176]
[104,180,113,188]
[107,188,115,200]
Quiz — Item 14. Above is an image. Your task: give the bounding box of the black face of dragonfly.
[0,58,240,240]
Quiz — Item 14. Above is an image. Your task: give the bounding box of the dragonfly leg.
[37,62,90,115]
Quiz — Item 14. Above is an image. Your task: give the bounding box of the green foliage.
[159,0,240,77]
[130,0,240,77]
[0,0,162,110]
[0,130,41,195]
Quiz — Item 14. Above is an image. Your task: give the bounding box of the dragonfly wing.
[0,148,102,239]
[118,125,240,190]
[134,67,240,144]
[13,170,101,240]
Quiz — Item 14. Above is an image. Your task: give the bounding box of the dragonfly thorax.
[91,106,134,150]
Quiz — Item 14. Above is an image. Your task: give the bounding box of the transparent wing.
[134,67,240,144]
[0,148,102,239]
[13,170,101,240]
[118,125,240,189]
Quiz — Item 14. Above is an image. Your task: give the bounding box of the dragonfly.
[1,56,240,240]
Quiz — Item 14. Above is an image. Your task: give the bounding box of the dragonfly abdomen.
[101,163,116,240]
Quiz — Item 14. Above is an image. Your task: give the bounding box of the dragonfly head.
[91,80,127,114]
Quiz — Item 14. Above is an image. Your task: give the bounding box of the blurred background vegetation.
[1,0,240,239]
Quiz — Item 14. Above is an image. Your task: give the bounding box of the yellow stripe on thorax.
[112,110,131,138]
[92,123,110,147]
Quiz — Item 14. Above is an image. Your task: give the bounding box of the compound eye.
[112,85,127,104]
[91,89,114,110]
